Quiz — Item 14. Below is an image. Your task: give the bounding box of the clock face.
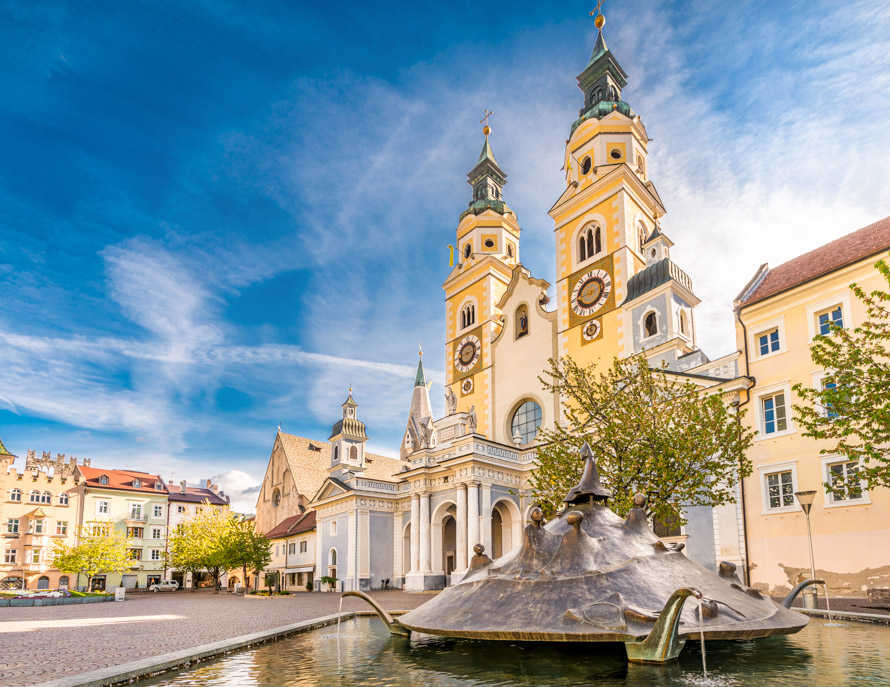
[454,334,481,373]
[582,318,601,341]
[571,269,612,317]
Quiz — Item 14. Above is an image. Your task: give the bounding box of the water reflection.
[139,617,890,686]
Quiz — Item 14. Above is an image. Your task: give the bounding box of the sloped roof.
[739,216,890,307]
[265,510,316,539]
[78,465,168,494]
[0,436,14,457]
[168,486,227,505]
[276,431,402,499]
[623,257,694,304]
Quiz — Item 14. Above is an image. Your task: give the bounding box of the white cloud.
[208,469,261,514]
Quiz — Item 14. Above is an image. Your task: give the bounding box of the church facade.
[255,19,751,592]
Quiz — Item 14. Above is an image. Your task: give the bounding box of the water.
[138,616,890,687]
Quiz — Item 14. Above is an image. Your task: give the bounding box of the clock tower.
[442,123,521,438]
[549,14,666,369]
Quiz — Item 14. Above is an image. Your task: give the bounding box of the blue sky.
[1,1,888,512]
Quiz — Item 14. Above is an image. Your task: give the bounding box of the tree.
[53,522,129,591]
[167,502,234,592]
[225,518,271,594]
[793,255,890,496]
[530,355,755,525]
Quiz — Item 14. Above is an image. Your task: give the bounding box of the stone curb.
[800,607,890,625]
[30,611,355,687]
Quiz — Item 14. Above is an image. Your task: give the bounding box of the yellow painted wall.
[738,255,890,596]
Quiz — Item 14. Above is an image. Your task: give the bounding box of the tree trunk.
[242,564,248,594]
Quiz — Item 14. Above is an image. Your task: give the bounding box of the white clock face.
[571,269,612,317]
[454,334,481,373]
[582,318,601,341]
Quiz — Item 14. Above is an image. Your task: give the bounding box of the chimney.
[180,480,187,493]
[206,479,212,489]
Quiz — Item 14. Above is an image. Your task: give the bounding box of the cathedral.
[255,16,749,592]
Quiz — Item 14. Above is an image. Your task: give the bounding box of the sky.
[1,1,888,513]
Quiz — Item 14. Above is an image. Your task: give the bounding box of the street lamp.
[795,489,818,608]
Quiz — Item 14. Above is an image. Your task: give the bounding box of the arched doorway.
[37,576,50,590]
[442,515,456,575]
[491,499,522,560]
[402,522,411,575]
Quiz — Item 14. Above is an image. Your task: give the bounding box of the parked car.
[148,580,179,592]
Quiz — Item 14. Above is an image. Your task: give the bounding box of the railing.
[354,478,397,492]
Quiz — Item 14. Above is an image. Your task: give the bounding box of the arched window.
[333,445,339,463]
[515,305,529,339]
[510,400,543,445]
[578,225,602,263]
[349,445,358,461]
[41,491,52,504]
[10,489,21,502]
[58,492,69,505]
[644,312,658,338]
[29,490,40,503]
[460,303,475,330]
[272,488,281,507]
[59,575,70,588]
[329,549,337,566]
[37,576,50,590]
[463,243,471,260]
[506,243,514,258]
[679,311,688,336]
[638,222,648,253]
[98,475,109,485]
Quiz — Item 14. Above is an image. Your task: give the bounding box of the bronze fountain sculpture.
[346,444,810,664]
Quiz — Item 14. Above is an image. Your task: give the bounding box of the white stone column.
[481,483,492,556]
[456,483,468,573]
[419,492,431,572]
[410,494,420,573]
[315,518,324,591]
[467,481,480,563]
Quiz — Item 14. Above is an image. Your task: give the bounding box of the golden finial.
[348,385,352,396]
[590,0,606,29]
[418,344,423,358]
[480,109,493,137]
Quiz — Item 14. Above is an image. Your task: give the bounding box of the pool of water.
[139,616,889,686]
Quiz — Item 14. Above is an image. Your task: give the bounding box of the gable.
[313,479,350,502]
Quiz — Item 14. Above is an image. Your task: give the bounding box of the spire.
[0,436,13,458]
[573,4,633,132]
[463,111,508,218]
[342,385,358,407]
[564,442,611,504]
[415,346,426,387]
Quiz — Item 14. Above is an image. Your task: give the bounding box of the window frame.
[749,316,787,361]
[572,218,607,270]
[806,295,852,342]
[457,298,478,333]
[7,518,20,534]
[510,398,544,445]
[754,383,795,440]
[758,461,800,514]
[96,500,109,515]
[822,456,870,507]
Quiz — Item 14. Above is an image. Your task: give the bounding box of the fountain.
[347,443,811,665]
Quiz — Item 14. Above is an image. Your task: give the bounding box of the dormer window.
[155,481,163,490]
[578,225,602,263]
[132,479,141,488]
[98,475,109,486]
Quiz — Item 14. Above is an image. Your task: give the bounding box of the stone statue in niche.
[445,386,457,415]
[467,405,477,434]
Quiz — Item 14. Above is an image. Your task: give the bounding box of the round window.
[511,400,543,444]
[580,156,592,175]
[610,149,622,160]
[484,238,495,249]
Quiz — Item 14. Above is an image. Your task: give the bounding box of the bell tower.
[328,388,368,471]
[549,7,665,370]
[442,115,521,438]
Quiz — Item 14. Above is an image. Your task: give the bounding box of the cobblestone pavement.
[0,590,433,686]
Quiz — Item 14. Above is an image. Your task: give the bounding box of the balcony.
[126,514,148,524]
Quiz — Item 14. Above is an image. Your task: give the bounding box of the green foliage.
[305,580,313,592]
[264,570,279,589]
[226,518,272,593]
[793,255,890,496]
[320,575,337,587]
[531,355,755,525]
[52,523,129,588]
[167,502,237,590]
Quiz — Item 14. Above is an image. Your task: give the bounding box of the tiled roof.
[78,465,168,494]
[168,486,227,505]
[738,215,890,307]
[265,510,316,539]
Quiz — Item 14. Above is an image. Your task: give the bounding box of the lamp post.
[794,489,818,609]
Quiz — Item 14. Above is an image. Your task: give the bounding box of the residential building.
[166,479,230,588]
[734,216,890,596]
[75,465,169,590]
[0,445,83,590]
[262,510,316,591]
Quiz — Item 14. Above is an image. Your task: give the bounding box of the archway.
[491,498,522,560]
[430,500,457,576]
[402,522,411,575]
[37,576,50,590]
[442,515,456,575]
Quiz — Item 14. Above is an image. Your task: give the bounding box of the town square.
[1,1,889,685]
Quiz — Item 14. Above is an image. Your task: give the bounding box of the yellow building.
[734,216,890,597]
[75,465,170,590]
[0,446,82,590]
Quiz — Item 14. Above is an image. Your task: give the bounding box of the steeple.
[401,348,436,459]
[415,347,427,386]
[573,8,633,132]
[463,112,508,218]
[328,386,368,469]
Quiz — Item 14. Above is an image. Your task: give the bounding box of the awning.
[283,565,314,574]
